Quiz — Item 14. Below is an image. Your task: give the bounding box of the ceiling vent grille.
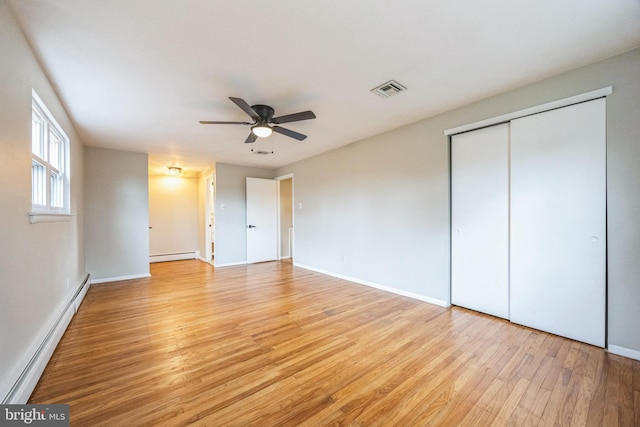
[371,80,407,98]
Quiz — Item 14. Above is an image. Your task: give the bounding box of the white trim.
[444,86,613,136]
[2,274,90,404]
[31,89,71,215]
[276,180,282,260]
[213,261,247,268]
[149,251,200,263]
[91,273,151,284]
[31,90,69,142]
[274,173,294,181]
[608,345,640,361]
[294,263,450,308]
[28,212,73,224]
[283,227,293,259]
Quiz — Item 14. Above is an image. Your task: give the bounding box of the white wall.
[84,147,149,281]
[0,1,86,401]
[214,163,273,266]
[276,48,640,355]
[149,175,199,257]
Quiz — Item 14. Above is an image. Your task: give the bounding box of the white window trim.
[28,212,73,224]
[30,90,70,222]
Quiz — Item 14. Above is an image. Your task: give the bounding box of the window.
[31,90,70,214]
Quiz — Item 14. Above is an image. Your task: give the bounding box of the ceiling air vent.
[371,80,407,98]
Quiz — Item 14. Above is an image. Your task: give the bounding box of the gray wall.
[277,123,449,301]
[214,162,273,265]
[0,2,86,400]
[276,48,640,353]
[84,147,149,280]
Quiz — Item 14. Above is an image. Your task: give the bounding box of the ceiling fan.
[200,97,316,144]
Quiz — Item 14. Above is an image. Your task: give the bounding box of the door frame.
[204,174,215,263]
[275,173,294,262]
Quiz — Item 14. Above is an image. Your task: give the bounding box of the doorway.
[244,174,295,265]
[205,175,215,264]
[277,175,294,263]
[246,177,278,263]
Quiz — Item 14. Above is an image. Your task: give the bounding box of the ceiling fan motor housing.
[251,105,275,123]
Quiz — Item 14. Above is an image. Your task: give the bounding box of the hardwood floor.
[30,260,639,426]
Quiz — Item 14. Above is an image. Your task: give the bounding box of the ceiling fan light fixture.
[251,124,273,138]
[167,166,182,175]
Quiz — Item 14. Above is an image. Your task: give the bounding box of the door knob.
[247,225,256,228]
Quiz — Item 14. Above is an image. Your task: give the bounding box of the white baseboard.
[91,273,151,284]
[2,274,90,404]
[213,261,247,268]
[149,251,200,263]
[608,344,640,361]
[294,263,449,308]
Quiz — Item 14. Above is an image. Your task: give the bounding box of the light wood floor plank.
[28,260,638,426]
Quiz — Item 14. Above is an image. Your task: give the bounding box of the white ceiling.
[9,0,640,175]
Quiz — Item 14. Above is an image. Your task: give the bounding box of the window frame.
[30,90,70,218]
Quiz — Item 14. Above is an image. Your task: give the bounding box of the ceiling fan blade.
[272,110,316,124]
[244,132,258,144]
[229,97,260,121]
[199,120,251,125]
[273,126,307,141]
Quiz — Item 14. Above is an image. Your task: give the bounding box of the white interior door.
[510,98,606,347]
[246,177,278,264]
[451,123,510,319]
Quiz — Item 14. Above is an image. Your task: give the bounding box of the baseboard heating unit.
[149,251,200,263]
[1,274,91,404]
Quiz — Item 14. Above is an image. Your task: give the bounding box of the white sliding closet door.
[451,123,510,319]
[510,99,606,347]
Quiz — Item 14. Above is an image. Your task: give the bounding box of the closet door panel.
[451,124,510,319]
[510,99,606,347]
